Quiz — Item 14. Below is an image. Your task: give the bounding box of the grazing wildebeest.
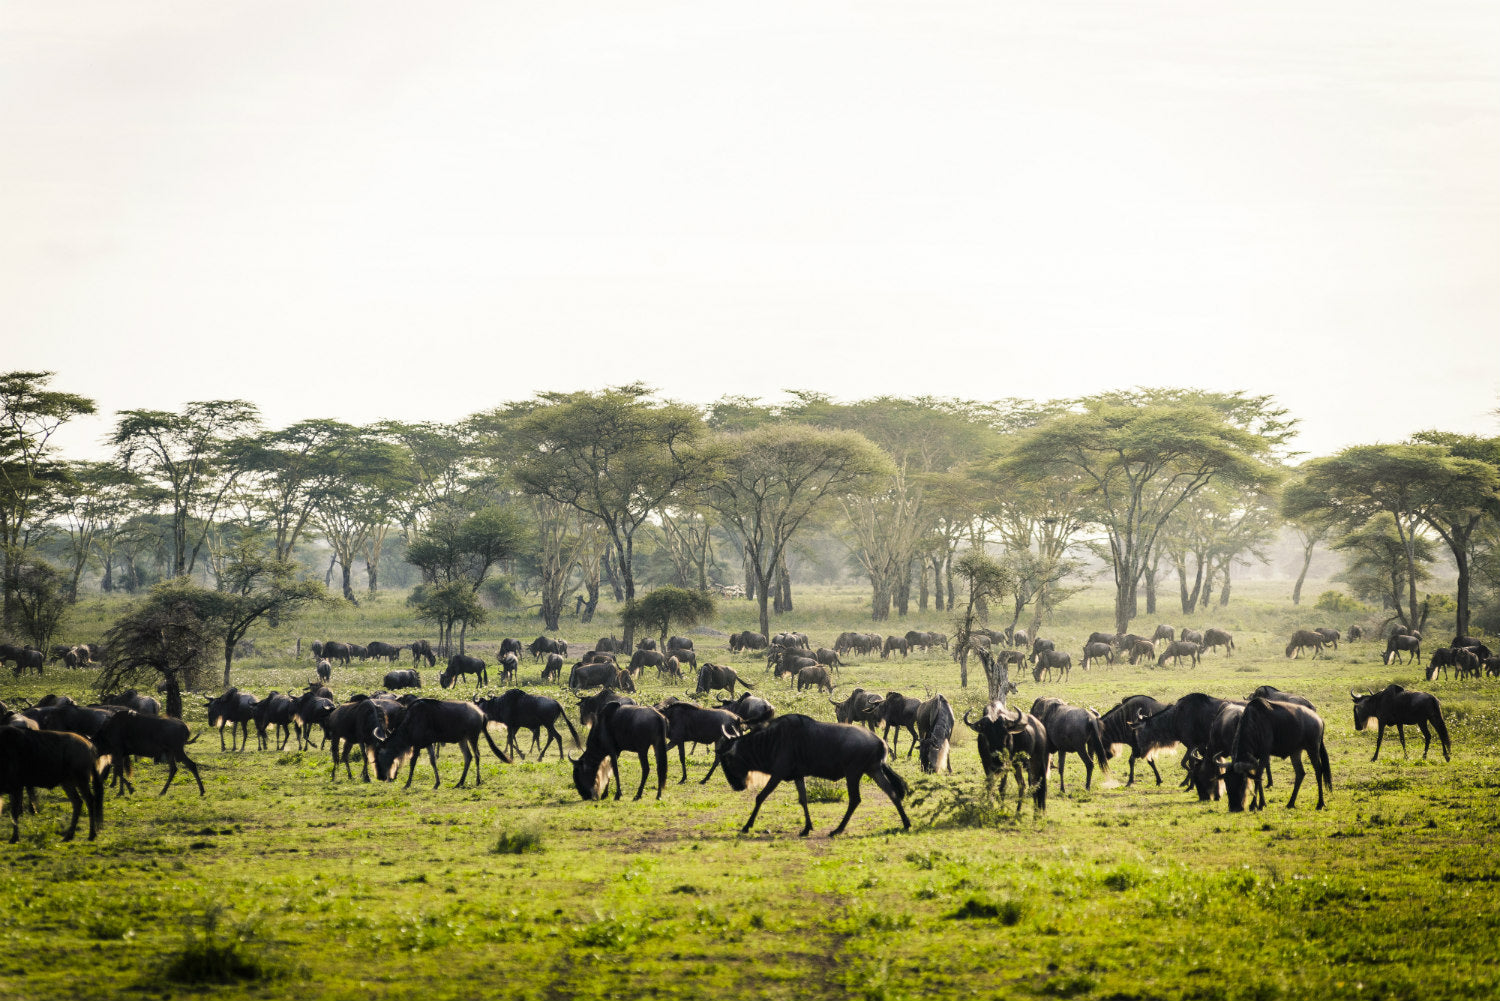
[476,689,580,761]
[92,710,204,797]
[311,641,324,660]
[1220,697,1331,811]
[570,661,635,693]
[0,645,45,677]
[657,655,684,681]
[1029,697,1109,794]
[1157,641,1202,668]
[1284,630,1325,659]
[1152,624,1176,643]
[0,727,104,843]
[1029,638,1054,664]
[1352,685,1451,761]
[529,635,568,659]
[205,688,259,751]
[367,641,403,662]
[349,643,370,662]
[1314,627,1341,650]
[796,665,834,694]
[830,688,883,731]
[1100,695,1172,786]
[963,704,1047,816]
[1425,647,1462,680]
[636,637,657,652]
[384,669,422,690]
[1080,642,1114,671]
[1201,628,1235,657]
[440,654,487,689]
[542,652,566,684]
[881,636,909,659]
[495,652,519,686]
[658,701,744,783]
[1382,634,1422,666]
[375,699,511,788]
[576,689,636,729]
[695,663,753,698]
[915,694,954,774]
[1032,649,1072,682]
[1087,631,1121,650]
[1180,628,1204,646]
[667,636,694,654]
[714,714,910,837]
[316,658,332,682]
[729,631,769,652]
[253,692,299,751]
[409,640,437,667]
[323,698,404,782]
[498,637,523,663]
[1348,625,1364,642]
[1124,638,1156,665]
[718,693,775,727]
[322,641,354,665]
[628,648,665,677]
[876,691,922,756]
[1181,702,1245,803]
[1128,693,1236,768]
[772,632,810,650]
[571,702,668,802]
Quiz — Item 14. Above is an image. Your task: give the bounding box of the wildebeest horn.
[567,752,579,763]
[1350,690,1360,701]
[962,709,980,731]
[720,724,740,742]
[1214,754,1232,767]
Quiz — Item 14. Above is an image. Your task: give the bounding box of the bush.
[493,826,543,855]
[160,906,285,984]
[1314,591,1367,615]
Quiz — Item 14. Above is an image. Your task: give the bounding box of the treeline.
[4,371,1499,655]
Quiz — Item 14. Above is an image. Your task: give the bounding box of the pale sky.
[3,1,1497,460]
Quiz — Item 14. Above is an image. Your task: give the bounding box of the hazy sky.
[4,1,1497,460]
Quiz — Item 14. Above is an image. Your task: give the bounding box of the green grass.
[2,580,1498,999]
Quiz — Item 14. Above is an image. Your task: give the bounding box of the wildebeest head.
[570,751,613,800]
[1351,690,1375,731]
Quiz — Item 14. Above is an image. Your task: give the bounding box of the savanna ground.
[2,580,1499,1001]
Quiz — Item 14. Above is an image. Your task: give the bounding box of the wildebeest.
[718,693,775,727]
[667,636,694,654]
[322,641,354,665]
[1156,640,1202,668]
[1080,642,1114,670]
[795,665,834,694]
[729,631,769,652]
[772,631,810,650]
[1086,631,1120,649]
[1124,638,1156,665]
[529,635,568,659]
[367,641,403,662]
[496,652,519,686]
[830,688,883,731]
[323,698,404,782]
[812,647,844,672]
[1201,628,1235,657]
[714,714,910,836]
[876,691,922,756]
[1029,638,1054,664]
[291,692,336,749]
[383,669,422,690]
[375,699,511,788]
[570,660,635,693]
[92,710,204,797]
[439,654,487,689]
[1032,649,1072,682]
[695,663,753,698]
[0,644,45,677]
[0,727,105,843]
[253,692,299,751]
[348,643,370,662]
[576,689,636,729]
[915,694,954,774]
[881,636,909,659]
[1100,695,1172,785]
[205,688,259,751]
[498,637,524,663]
[1152,624,1175,643]
[1284,630,1325,659]
[658,701,744,783]
[657,655,684,681]
[1352,685,1451,761]
[1129,693,1236,767]
[628,648,665,677]
[409,640,436,667]
[963,704,1047,816]
[1181,702,1245,803]
[1382,634,1422,665]
[316,658,332,682]
[1348,625,1364,642]
[542,652,565,684]
[1180,628,1204,646]
[593,636,623,653]
[100,690,160,716]
[476,689,580,761]
[1314,627,1341,650]
[571,702,668,801]
[1221,697,1331,811]
[1029,697,1109,794]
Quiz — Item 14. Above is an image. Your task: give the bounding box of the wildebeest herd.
[0,621,1468,843]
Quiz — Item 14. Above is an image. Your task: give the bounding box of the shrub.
[1314,591,1367,615]
[494,826,543,855]
[160,906,285,984]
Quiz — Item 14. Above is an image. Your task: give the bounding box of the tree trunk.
[222,638,234,688]
[895,561,911,617]
[757,572,774,640]
[1113,582,1132,635]
[1144,564,1157,615]
[583,575,599,624]
[871,581,891,621]
[101,554,114,593]
[542,597,561,631]
[1454,549,1471,638]
[1292,539,1316,605]
[777,561,792,613]
[917,562,929,612]
[602,549,625,603]
[365,559,379,595]
[931,557,944,611]
[1218,565,1233,607]
[945,556,955,612]
[163,671,183,720]
[459,619,468,655]
[341,561,358,605]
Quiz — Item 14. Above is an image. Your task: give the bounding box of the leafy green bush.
[1314,591,1368,615]
[494,826,543,855]
[160,906,285,984]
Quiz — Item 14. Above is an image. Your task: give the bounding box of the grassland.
[2,581,1498,1001]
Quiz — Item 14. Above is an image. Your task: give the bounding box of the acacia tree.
[405,504,527,652]
[312,430,404,602]
[48,462,140,600]
[620,586,716,650]
[1288,508,1334,606]
[705,424,890,639]
[111,400,261,577]
[98,585,219,719]
[1332,515,1437,626]
[513,386,715,649]
[950,549,1017,699]
[1004,397,1277,634]
[238,419,364,562]
[197,542,329,686]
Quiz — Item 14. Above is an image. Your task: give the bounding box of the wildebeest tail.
[738,674,754,690]
[558,706,581,747]
[879,761,908,800]
[1088,719,1110,772]
[185,731,200,745]
[1318,741,1333,791]
[482,727,512,764]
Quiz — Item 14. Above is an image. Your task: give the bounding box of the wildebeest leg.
[541,724,563,761]
[1396,724,1408,758]
[1417,721,1432,759]
[218,723,227,752]
[792,777,816,836]
[456,741,475,788]
[181,753,205,796]
[611,754,625,800]
[700,749,722,785]
[632,751,651,801]
[1286,753,1306,808]
[904,725,918,758]
[828,774,862,837]
[403,750,423,789]
[1056,752,1067,795]
[669,740,688,783]
[8,791,21,843]
[741,776,781,832]
[1371,725,1384,762]
[869,765,911,830]
[239,720,250,752]
[1082,752,1094,790]
[160,758,180,796]
[60,783,83,841]
[1148,756,1163,786]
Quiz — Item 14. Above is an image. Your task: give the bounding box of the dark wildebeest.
[658,701,744,783]
[1129,693,1236,770]
[1284,630,1325,659]
[1221,698,1331,811]
[813,647,843,672]
[322,641,354,665]
[571,702,668,802]
[1030,697,1109,794]
[594,636,623,653]
[375,699,511,788]
[1382,634,1422,666]
[577,689,636,729]
[1152,624,1175,643]
[1032,649,1072,682]
[1348,625,1364,642]
[253,692,299,751]
[1080,642,1114,671]
[323,698,404,782]
[1157,641,1202,668]
[499,637,524,663]
[636,637,657,652]
[657,655,684,681]
[628,648,665,677]
[476,689,580,761]
[25,703,115,741]
[3,645,44,677]
[963,704,1047,816]
[1201,628,1235,657]
[1029,638,1054,664]
[291,693,336,749]
[915,694,954,774]
[92,710,204,797]
[367,641,403,662]
[496,653,519,686]
[1314,627,1341,651]
[440,654,487,689]
[695,663,753,698]
[714,714,910,837]
[1352,685,1451,761]
[729,631,769,652]
[904,630,929,653]
[311,641,324,660]
[100,690,161,716]
[1086,631,1120,650]
[542,652,566,684]
[831,688,883,731]
[529,635,568,660]
[349,643,370,662]
[772,632,810,650]
[570,661,635,693]
[410,640,437,667]
[1100,695,1172,786]
[1181,702,1246,803]
[1124,638,1156,665]
[875,691,922,756]
[881,636,909,659]
[384,669,422,690]
[316,658,332,682]
[206,688,259,752]
[1249,686,1316,711]
[667,636,694,654]
[796,665,834,694]
[718,693,775,727]
[0,728,104,843]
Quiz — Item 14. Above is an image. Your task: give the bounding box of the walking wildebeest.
[1100,695,1172,786]
[876,692,922,756]
[205,688,259,751]
[475,689,580,761]
[1202,628,1235,656]
[0,727,104,843]
[1030,697,1109,794]
[92,710,205,797]
[440,654,487,689]
[1352,685,1451,761]
[1080,642,1114,671]
[1284,630,1325,659]
[658,701,744,784]
[695,663,753,698]
[375,699,511,788]
[1033,649,1072,682]
[1220,697,1331,811]
[367,641,403,662]
[1382,634,1422,666]
[714,714,911,837]
[253,692,299,751]
[571,702,668,802]
[830,689,883,731]
[796,665,834,694]
[409,640,436,667]
[1314,627,1341,650]
[1156,641,1202,667]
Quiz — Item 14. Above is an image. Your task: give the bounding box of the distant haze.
[4,1,1497,460]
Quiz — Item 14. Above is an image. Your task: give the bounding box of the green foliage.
[620,586,716,645]
[493,825,543,855]
[160,905,287,985]
[1314,590,1369,615]
[7,551,68,650]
